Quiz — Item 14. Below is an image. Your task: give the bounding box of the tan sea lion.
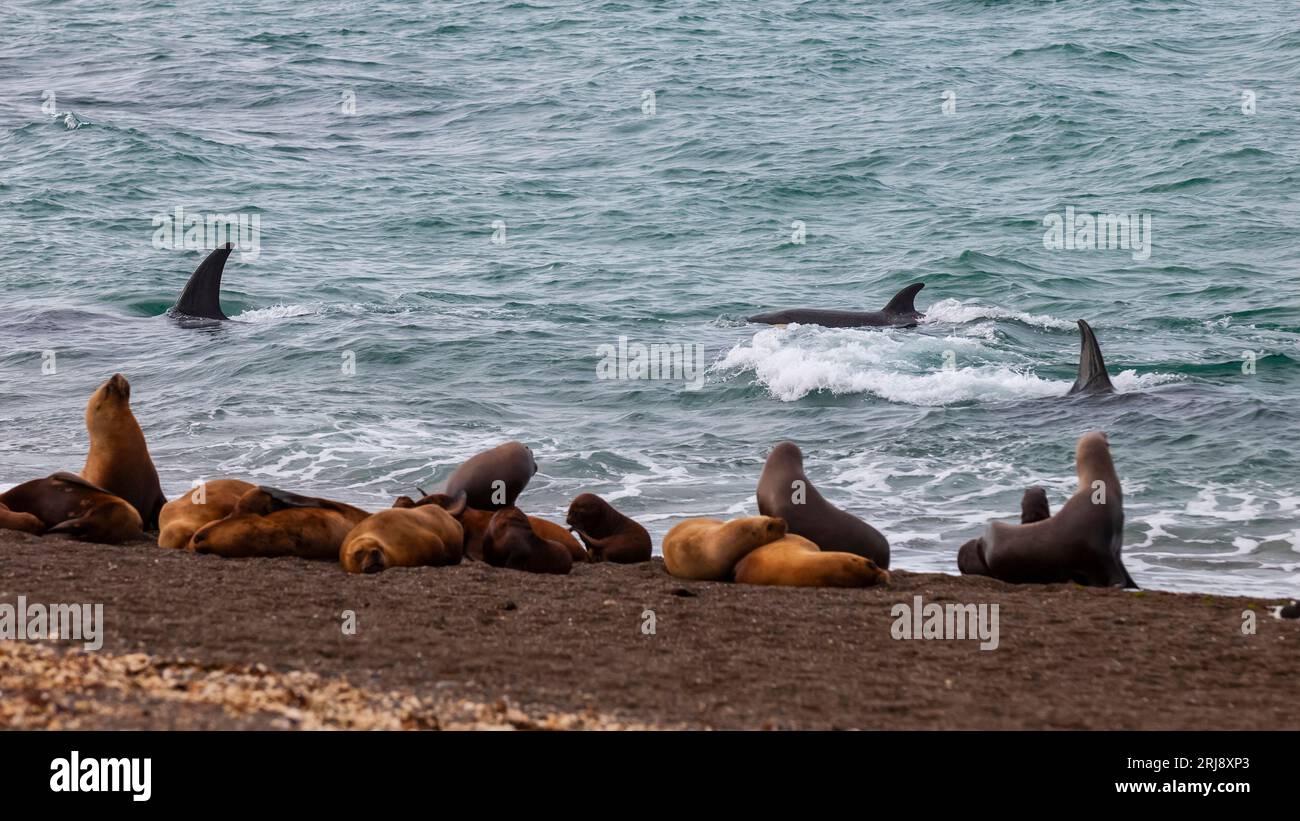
[662,516,787,581]
[402,493,585,562]
[565,493,651,564]
[157,479,256,549]
[188,486,369,559]
[957,431,1136,588]
[79,374,167,530]
[341,492,467,574]
[441,441,537,510]
[482,507,573,574]
[756,441,890,568]
[0,472,144,543]
[734,533,890,588]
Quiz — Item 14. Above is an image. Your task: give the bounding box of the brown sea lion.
[0,472,144,543]
[441,441,537,510]
[157,479,256,549]
[756,441,890,568]
[340,493,467,574]
[957,432,1136,588]
[188,486,369,559]
[733,533,890,588]
[402,493,585,562]
[482,507,572,574]
[79,374,167,530]
[662,516,787,581]
[565,493,651,564]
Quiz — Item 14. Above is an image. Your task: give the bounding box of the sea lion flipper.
[881,282,924,315]
[173,242,233,320]
[256,486,330,512]
[1068,319,1115,395]
[52,471,115,495]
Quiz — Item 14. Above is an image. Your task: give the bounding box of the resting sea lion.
[565,493,651,564]
[441,441,537,510]
[957,432,1136,588]
[403,492,585,562]
[188,486,369,559]
[756,441,890,568]
[157,479,256,549]
[662,516,787,581]
[0,472,144,543]
[341,492,466,573]
[482,507,573,574]
[79,374,167,530]
[733,534,890,588]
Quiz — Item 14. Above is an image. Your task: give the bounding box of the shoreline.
[1,529,1298,730]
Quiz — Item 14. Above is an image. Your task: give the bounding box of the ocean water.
[1,0,1297,596]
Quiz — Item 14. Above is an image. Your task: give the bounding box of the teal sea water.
[1,1,1297,595]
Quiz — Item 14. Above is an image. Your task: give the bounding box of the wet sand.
[1,530,1297,730]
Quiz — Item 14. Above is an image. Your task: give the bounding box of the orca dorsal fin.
[173,243,233,320]
[882,283,924,315]
[1068,319,1116,394]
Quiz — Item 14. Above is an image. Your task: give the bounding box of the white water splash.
[922,297,1076,330]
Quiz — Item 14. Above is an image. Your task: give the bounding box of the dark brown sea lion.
[662,516,787,581]
[441,441,537,510]
[188,486,369,559]
[79,374,167,530]
[565,493,651,564]
[0,472,144,543]
[482,507,573,574]
[756,441,890,568]
[340,493,466,574]
[402,492,585,562]
[157,479,256,549]
[957,432,1136,588]
[733,534,890,588]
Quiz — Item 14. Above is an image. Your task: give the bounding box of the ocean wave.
[922,298,1076,330]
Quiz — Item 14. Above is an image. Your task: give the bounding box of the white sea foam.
[922,298,1076,330]
[231,304,320,322]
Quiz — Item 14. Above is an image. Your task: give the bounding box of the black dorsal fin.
[882,283,924,315]
[1068,319,1116,394]
[173,243,233,320]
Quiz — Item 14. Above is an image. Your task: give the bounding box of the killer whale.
[747,283,925,328]
[170,242,234,321]
[1069,319,1115,395]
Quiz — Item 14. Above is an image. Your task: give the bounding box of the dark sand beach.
[2,530,1297,730]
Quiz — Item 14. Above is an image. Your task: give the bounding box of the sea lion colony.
[0,373,1137,590]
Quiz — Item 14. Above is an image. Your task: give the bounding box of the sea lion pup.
[188,486,369,560]
[0,472,143,543]
[441,441,537,510]
[341,492,467,574]
[565,493,651,564]
[734,534,890,588]
[956,432,1137,588]
[662,516,787,581]
[157,479,256,549]
[79,373,167,530]
[402,493,585,562]
[756,441,890,568]
[482,507,572,574]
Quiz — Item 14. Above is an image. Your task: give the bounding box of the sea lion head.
[768,441,804,470]
[856,556,891,586]
[566,493,612,531]
[1020,486,1051,524]
[84,373,134,434]
[957,538,991,576]
[1075,431,1118,492]
[731,515,787,546]
[341,537,388,574]
[187,509,275,554]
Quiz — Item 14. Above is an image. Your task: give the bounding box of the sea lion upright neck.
[1074,431,1119,498]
